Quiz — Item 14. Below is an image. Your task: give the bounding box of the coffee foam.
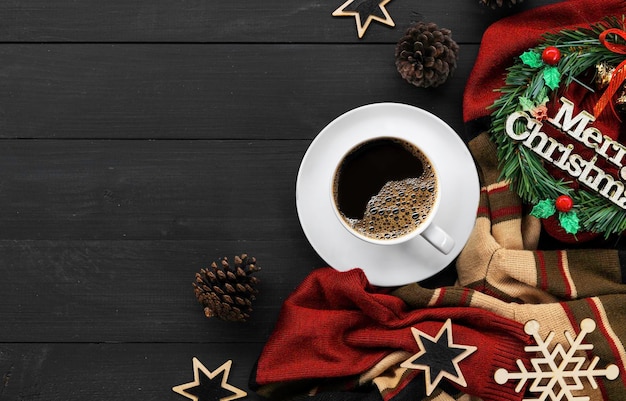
[343,163,437,241]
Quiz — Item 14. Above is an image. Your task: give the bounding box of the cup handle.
[420,223,455,255]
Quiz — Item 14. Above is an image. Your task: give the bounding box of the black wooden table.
[0,1,559,400]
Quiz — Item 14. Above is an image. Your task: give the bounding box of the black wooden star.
[172,358,247,401]
[401,319,477,396]
[332,0,395,38]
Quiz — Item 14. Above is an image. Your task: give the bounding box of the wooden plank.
[0,240,321,343]
[0,44,477,139]
[0,1,558,44]
[0,139,314,241]
[0,343,264,400]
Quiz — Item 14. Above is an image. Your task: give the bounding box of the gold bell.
[596,62,616,89]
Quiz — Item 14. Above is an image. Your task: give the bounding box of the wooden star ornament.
[401,319,477,396]
[332,0,395,39]
[172,357,247,401]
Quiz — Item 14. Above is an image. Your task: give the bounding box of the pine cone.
[479,0,521,8]
[395,22,459,88]
[193,254,260,322]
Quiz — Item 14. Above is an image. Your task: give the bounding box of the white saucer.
[295,103,479,286]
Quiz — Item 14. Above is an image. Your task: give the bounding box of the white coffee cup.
[330,136,454,254]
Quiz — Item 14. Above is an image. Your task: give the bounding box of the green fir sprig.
[489,16,626,237]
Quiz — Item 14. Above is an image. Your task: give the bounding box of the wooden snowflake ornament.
[494,319,620,401]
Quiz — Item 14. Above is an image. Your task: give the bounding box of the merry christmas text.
[505,97,626,209]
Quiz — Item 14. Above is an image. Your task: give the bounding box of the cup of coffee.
[330,136,454,254]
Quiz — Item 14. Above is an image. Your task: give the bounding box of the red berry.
[555,195,573,212]
[542,46,561,65]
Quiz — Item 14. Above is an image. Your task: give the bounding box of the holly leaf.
[543,66,561,90]
[520,51,543,68]
[519,97,535,111]
[559,211,580,234]
[537,90,549,106]
[531,199,556,219]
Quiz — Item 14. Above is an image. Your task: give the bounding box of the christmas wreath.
[489,16,626,237]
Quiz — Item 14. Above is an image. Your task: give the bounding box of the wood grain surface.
[0,1,560,400]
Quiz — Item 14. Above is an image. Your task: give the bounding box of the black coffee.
[332,138,438,241]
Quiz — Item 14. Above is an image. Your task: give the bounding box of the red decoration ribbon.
[594,28,626,118]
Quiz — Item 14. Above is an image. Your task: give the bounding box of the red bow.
[593,28,626,118]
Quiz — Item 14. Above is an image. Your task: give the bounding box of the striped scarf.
[396,132,626,400]
[251,132,626,401]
